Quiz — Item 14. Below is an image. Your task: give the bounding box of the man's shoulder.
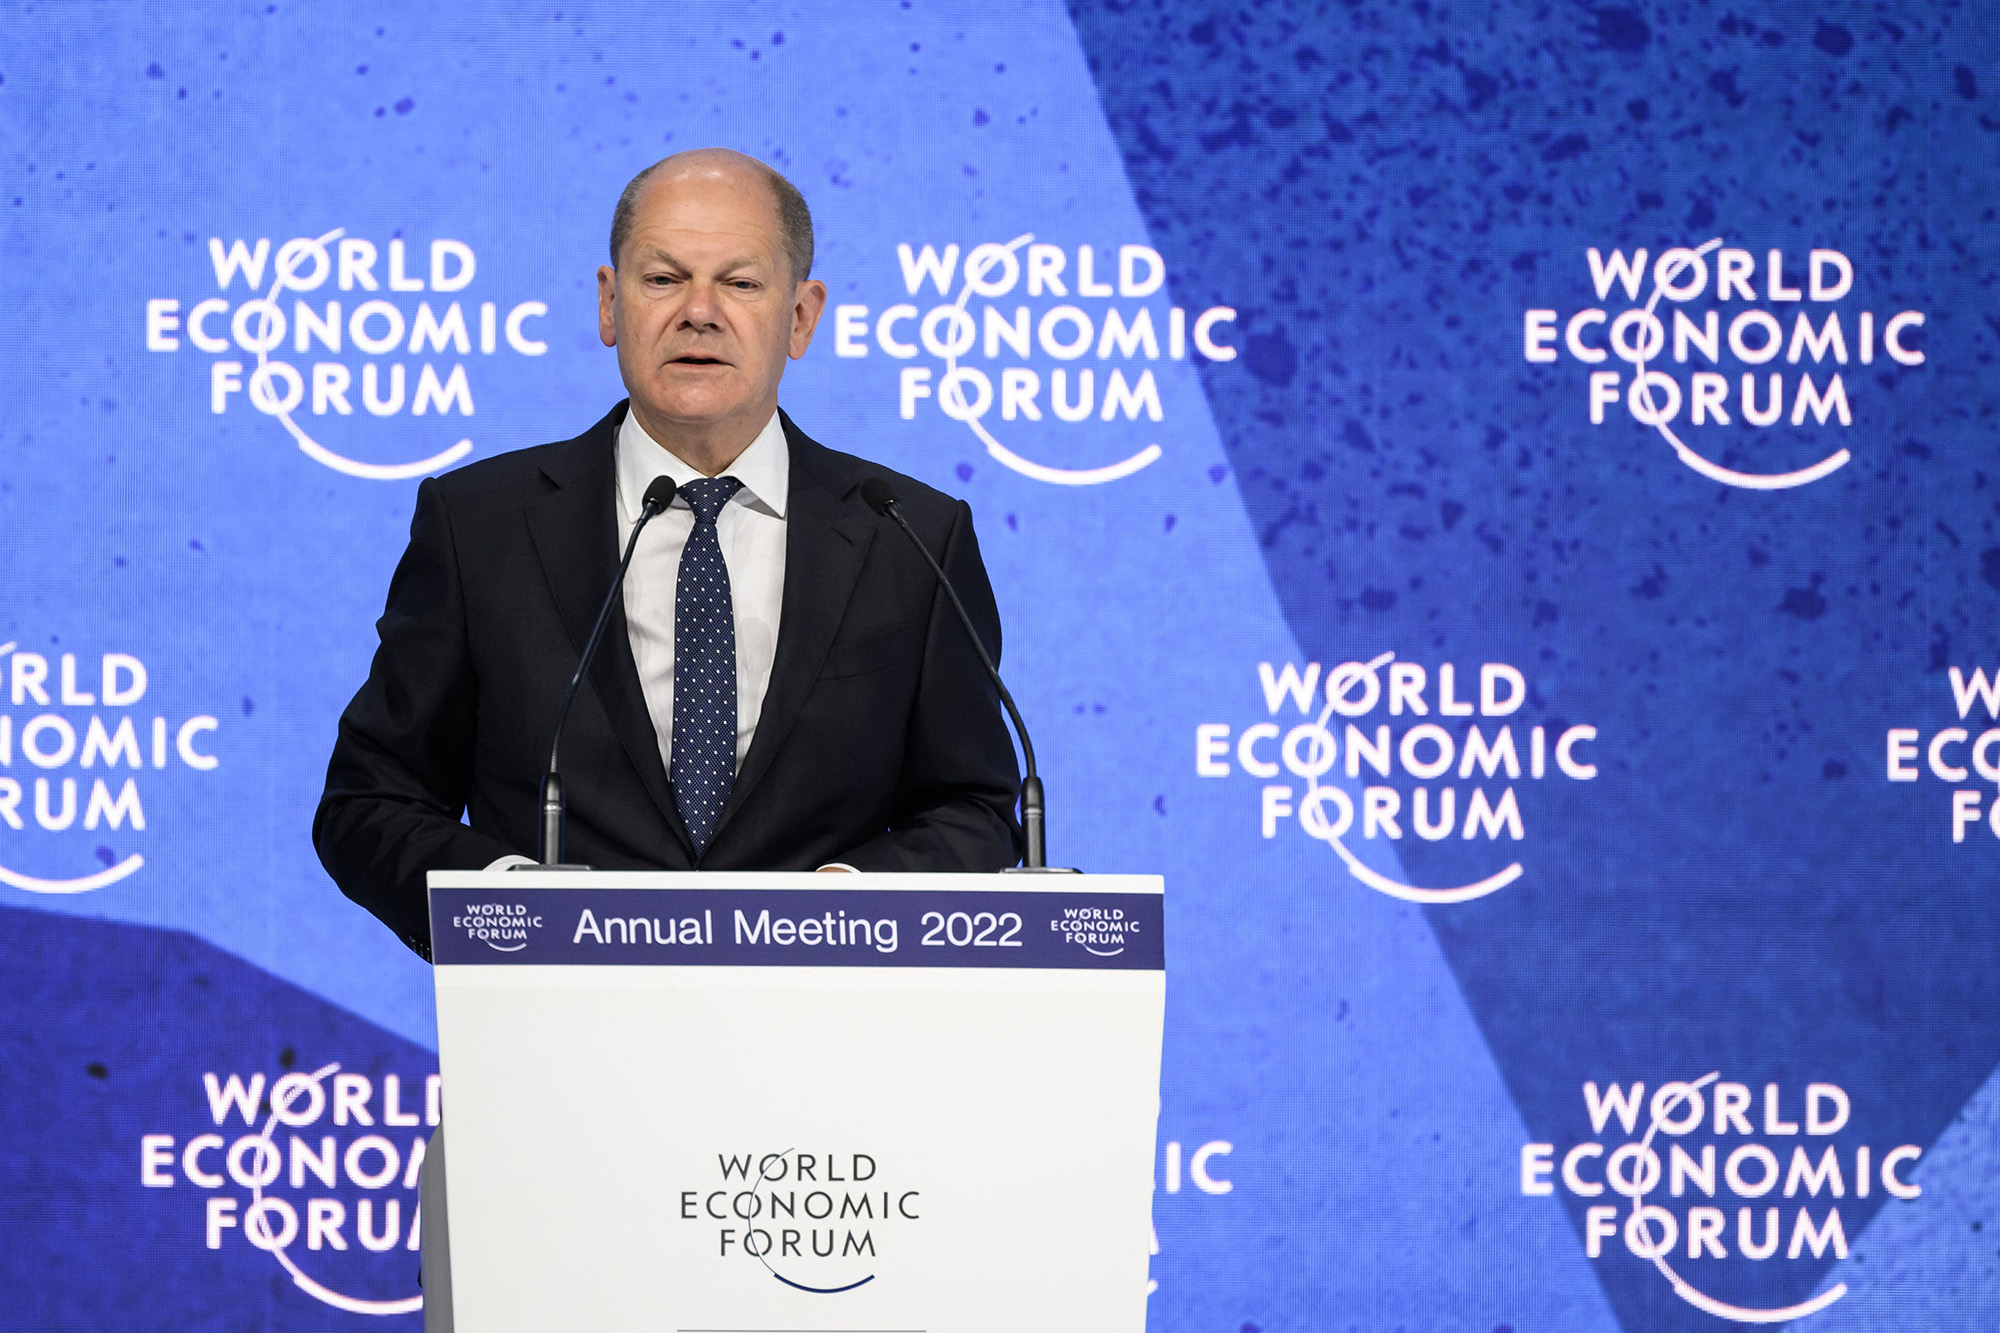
[784,417,964,527]
[426,403,621,509]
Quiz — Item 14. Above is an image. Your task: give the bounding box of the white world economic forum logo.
[0,642,219,895]
[1198,652,1601,905]
[1523,237,1928,491]
[836,234,1239,485]
[146,229,554,480]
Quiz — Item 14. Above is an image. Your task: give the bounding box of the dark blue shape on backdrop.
[1070,1,2000,1327]
[0,906,431,1331]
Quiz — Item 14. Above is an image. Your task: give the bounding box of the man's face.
[597,163,826,447]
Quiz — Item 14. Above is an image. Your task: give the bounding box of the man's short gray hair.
[608,152,814,283]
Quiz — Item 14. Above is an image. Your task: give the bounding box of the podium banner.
[429,871,1164,1333]
[430,881,1163,969]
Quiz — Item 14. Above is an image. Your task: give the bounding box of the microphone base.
[510,862,597,871]
[1002,865,1081,875]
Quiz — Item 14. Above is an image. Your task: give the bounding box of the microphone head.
[641,476,678,514]
[860,476,899,516]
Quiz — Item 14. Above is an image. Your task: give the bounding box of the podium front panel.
[429,871,1164,1333]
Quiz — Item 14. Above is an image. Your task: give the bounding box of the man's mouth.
[671,354,726,366]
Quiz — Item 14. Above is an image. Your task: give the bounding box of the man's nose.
[677,280,724,329]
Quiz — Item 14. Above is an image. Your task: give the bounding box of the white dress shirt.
[616,407,789,777]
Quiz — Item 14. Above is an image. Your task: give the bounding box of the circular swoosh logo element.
[1628,1074,1848,1324]
[1631,238,1849,492]
[1297,651,1524,905]
[943,233,1163,488]
[742,1147,877,1295]
[243,1062,424,1316]
[0,854,147,895]
[252,229,474,481]
[772,1271,877,1294]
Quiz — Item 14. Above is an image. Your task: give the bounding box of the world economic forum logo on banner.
[1885,663,2000,846]
[139,1063,439,1315]
[1521,240,1929,491]
[833,237,1239,485]
[0,641,221,895]
[1195,652,1600,903]
[1520,1074,1927,1324]
[145,231,555,480]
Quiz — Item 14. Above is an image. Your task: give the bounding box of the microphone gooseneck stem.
[1020,774,1046,872]
[539,494,668,866]
[539,772,566,869]
[879,499,1046,869]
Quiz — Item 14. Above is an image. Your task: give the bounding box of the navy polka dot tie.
[671,476,743,857]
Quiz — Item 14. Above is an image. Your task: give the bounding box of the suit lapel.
[712,414,875,842]
[523,404,695,860]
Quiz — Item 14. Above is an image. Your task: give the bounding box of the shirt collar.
[616,406,790,522]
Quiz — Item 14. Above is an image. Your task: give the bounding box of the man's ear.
[596,265,619,348]
[789,278,829,360]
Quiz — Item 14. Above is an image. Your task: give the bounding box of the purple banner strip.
[429,887,1163,970]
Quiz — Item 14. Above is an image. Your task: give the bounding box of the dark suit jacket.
[314,402,1023,958]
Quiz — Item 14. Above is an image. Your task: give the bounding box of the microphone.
[860,476,1065,872]
[534,475,678,867]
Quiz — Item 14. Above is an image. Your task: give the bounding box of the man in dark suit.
[314,148,1023,963]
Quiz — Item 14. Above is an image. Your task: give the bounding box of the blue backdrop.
[2,2,1996,1328]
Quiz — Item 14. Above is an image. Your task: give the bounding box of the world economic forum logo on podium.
[688,1148,921,1295]
[1049,903,1139,957]
[450,901,544,953]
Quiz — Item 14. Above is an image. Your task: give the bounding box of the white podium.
[428,870,1164,1332]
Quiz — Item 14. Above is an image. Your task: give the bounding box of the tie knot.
[682,476,743,524]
